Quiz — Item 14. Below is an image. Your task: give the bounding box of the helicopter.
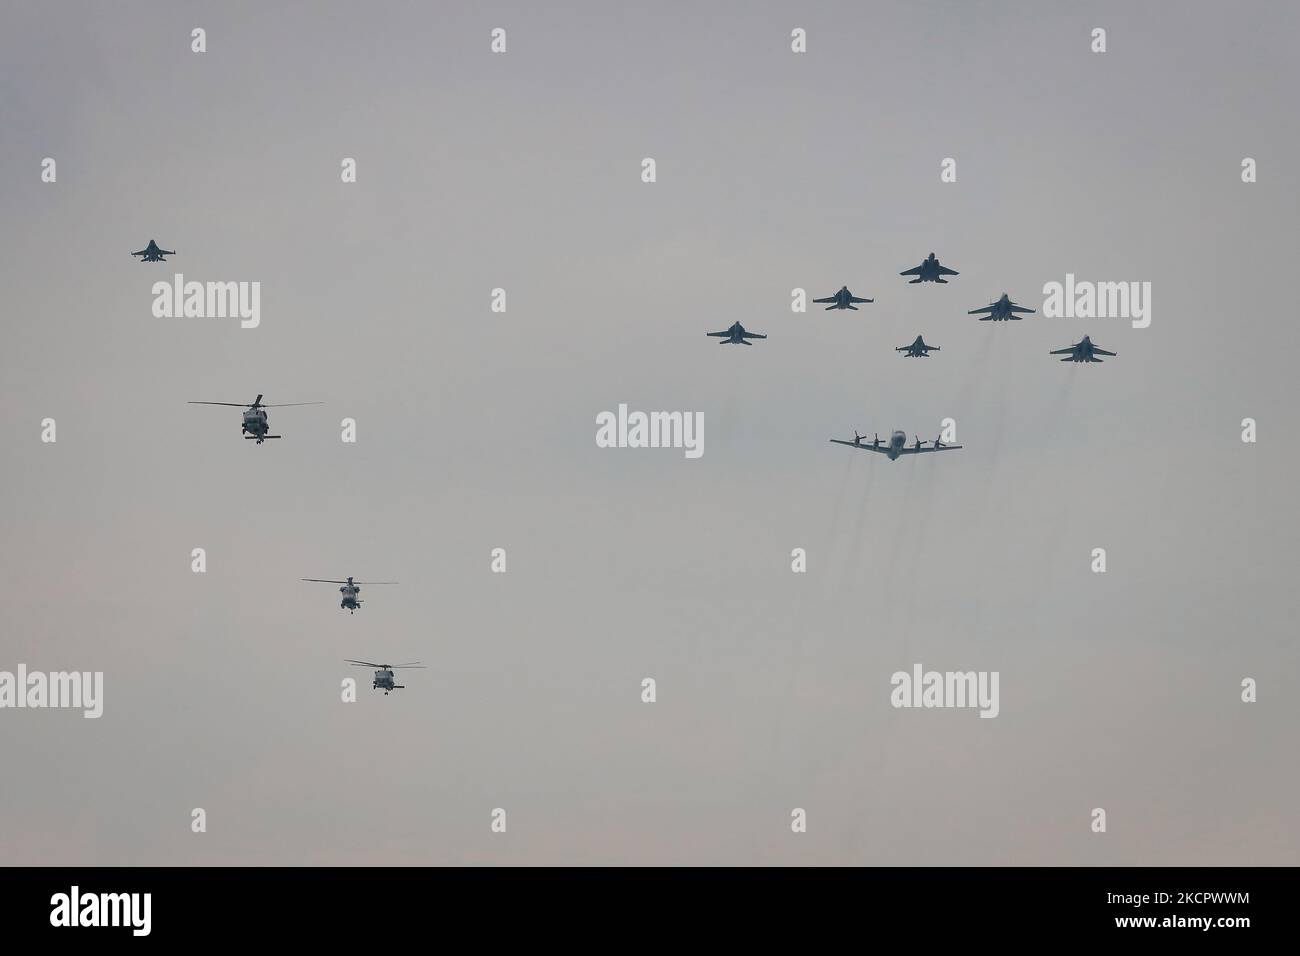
[188,394,322,444]
[302,576,397,613]
[346,660,425,695]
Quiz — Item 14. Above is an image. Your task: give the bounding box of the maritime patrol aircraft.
[830,429,962,461]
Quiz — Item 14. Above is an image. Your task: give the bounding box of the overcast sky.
[1,0,1297,865]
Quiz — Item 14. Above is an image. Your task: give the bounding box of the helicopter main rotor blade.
[390,662,425,668]
[188,401,254,407]
[302,578,349,584]
[351,581,398,585]
[259,402,324,407]
[345,660,384,668]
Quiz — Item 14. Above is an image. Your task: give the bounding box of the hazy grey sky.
[1,0,1297,865]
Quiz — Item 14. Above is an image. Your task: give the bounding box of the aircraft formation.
[694,250,1117,463]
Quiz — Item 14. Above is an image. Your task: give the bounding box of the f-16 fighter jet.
[130,239,175,262]
[968,293,1035,321]
[900,253,958,284]
[830,429,962,461]
[812,286,874,310]
[706,322,767,345]
[1050,335,1115,363]
[896,335,940,357]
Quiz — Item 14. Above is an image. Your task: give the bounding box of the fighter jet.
[968,293,1035,321]
[896,335,940,357]
[130,239,175,262]
[706,322,767,345]
[900,253,959,284]
[812,286,874,310]
[1050,335,1115,363]
[830,429,962,461]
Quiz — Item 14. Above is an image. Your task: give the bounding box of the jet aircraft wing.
[937,265,959,275]
[899,265,923,276]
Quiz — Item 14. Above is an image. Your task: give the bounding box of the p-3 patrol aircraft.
[303,576,398,613]
[188,394,322,444]
[345,660,425,695]
[831,429,962,461]
[130,239,175,262]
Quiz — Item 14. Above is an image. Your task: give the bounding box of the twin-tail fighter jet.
[968,293,1035,321]
[830,429,962,461]
[896,336,940,357]
[131,239,175,262]
[706,322,767,345]
[900,253,959,284]
[1050,336,1116,363]
[812,286,874,310]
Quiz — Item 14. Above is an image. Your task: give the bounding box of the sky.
[1,0,1297,865]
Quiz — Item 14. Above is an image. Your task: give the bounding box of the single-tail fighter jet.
[900,253,959,284]
[830,429,962,461]
[131,239,175,262]
[968,293,1035,321]
[1050,335,1116,363]
[706,322,767,345]
[812,286,874,310]
[896,335,940,357]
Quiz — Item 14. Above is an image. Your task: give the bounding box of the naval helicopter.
[346,660,425,695]
[302,576,397,613]
[188,394,322,444]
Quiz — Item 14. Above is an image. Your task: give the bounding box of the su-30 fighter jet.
[896,335,940,357]
[1050,335,1116,363]
[706,322,767,345]
[130,239,175,262]
[968,293,1035,321]
[900,253,959,284]
[830,429,962,461]
[812,286,874,310]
